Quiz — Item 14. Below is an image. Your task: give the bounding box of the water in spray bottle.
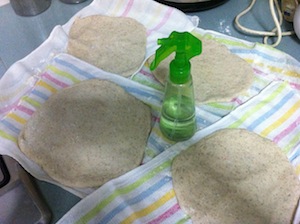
[150,31,202,141]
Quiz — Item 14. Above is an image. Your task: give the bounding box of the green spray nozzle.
[150,31,202,84]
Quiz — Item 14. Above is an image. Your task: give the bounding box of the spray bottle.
[150,31,202,141]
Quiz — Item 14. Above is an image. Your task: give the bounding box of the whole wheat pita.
[18,80,151,188]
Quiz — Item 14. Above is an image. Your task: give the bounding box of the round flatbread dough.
[150,38,254,104]
[67,15,147,77]
[18,80,151,188]
[172,129,300,224]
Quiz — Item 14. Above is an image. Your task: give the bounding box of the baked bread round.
[172,128,300,223]
[18,80,151,188]
[67,15,147,77]
[150,38,254,104]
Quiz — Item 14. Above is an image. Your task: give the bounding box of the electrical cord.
[234,0,296,47]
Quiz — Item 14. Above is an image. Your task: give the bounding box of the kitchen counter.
[0,0,299,223]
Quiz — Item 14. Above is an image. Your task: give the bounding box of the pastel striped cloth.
[57,81,300,224]
[57,26,300,224]
[0,0,198,120]
[0,0,197,197]
[136,28,300,162]
[0,0,299,223]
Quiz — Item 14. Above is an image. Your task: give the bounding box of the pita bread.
[18,80,151,188]
[150,38,254,104]
[172,129,300,224]
[67,15,147,77]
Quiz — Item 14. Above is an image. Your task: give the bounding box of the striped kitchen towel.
[135,26,300,162]
[0,0,198,197]
[0,0,198,120]
[57,80,300,224]
[0,0,300,221]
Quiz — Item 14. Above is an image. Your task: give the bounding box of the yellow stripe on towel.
[0,130,17,143]
[260,100,300,137]
[37,80,57,93]
[295,164,300,176]
[7,112,26,124]
[120,189,175,224]
[47,65,80,83]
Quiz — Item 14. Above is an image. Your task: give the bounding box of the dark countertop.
[0,0,299,222]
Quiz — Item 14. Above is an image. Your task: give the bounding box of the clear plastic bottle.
[150,31,202,141]
[160,74,196,141]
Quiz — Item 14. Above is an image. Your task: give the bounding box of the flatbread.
[172,129,300,224]
[150,38,254,104]
[18,80,151,188]
[67,15,147,77]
